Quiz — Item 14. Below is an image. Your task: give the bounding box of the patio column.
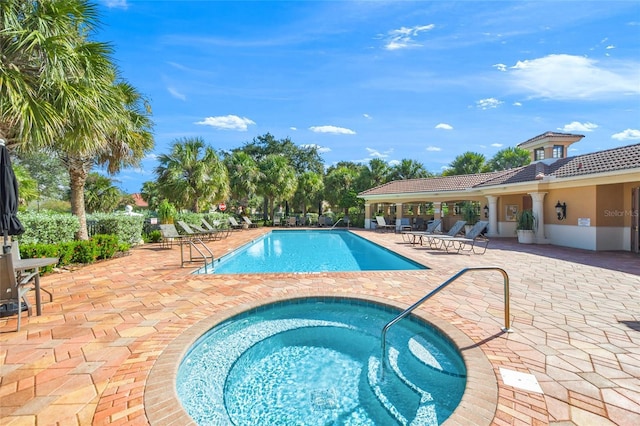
[486,195,499,237]
[528,192,550,244]
[364,203,372,229]
[395,202,403,232]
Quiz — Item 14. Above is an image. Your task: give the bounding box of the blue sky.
[97,1,640,194]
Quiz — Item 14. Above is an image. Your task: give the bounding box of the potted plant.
[516,209,536,244]
[461,202,479,234]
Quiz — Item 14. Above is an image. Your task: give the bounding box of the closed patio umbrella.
[0,140,24,253]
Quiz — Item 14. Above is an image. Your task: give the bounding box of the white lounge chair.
[375,216,395,232]
[228,217,243,230]
[242,216,258,228]
[420,220,467,249]
[402,219,442,245]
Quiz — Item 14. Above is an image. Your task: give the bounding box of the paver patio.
[1,228,639,425]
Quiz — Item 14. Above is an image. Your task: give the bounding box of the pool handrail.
[380,266,511,379]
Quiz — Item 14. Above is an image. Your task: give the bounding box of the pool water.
[197,230,427,274]
[177,298,466,425]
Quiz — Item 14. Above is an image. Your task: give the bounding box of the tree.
[225,151,263,211]
[389,159,431,180]
[84,173,123,213]
[12,164,38,208]
[240,133,324,175]
[1,1,154,240]
[442,152,486,176]
[141,181,162,211]
[293,171,324,215]
[485,147,531,171]
[257,155,297,221]
[155,137,229,213]
[14,151,69,201]
[357,158,391,190]
[324,164,361,215]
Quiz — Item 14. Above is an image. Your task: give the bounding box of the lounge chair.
[286,216,297,227]
[401,219,442,245]
[228,217,244,230]
[439,221,490,254]
[177,221,216,241]
[158,224,214,271]
[201,218,230,239]
[375,216,395,232]
[0,253,38,331]
[242,216,258,228]
[420,220,467,249]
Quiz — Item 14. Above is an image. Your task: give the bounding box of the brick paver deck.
[1,228,639,425]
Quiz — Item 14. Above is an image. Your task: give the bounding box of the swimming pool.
[197,230,427,274]
[177,297,466,425]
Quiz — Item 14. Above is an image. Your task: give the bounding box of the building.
[357,132,640,252]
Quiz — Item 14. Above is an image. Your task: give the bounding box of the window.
[534,148,545,161]
[552,145,564,158]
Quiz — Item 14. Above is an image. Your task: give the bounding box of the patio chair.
[242,216,258,228]
[177,221,216,241]
[0,253,37,331]
[228,216,244,230]
[286,216,297,227]
[439,221,490,254]
[420,220,467,250]
[375,216,395,232]
[202,218,230,239]
[401,219,442,245]
[11,241,53,303]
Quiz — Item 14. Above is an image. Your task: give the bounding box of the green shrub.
[144,230,162,243]
[88,213,144,245]
[17,211,79,244]
[93,234,120,260]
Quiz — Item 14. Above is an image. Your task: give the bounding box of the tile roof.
[517,131,584,148]
[359,143,640,196]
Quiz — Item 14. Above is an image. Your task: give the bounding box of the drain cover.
[499,368,543,394]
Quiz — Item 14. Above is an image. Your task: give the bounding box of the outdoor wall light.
[555,201,567,221]
[483,205,489,218]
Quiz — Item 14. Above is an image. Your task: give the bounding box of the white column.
[364,203,372,229]
[486,195,498,237]
[395,202,403,231]
[528,192,549,244]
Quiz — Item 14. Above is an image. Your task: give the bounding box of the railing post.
[380,267,511,380]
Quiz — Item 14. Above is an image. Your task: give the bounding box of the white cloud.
[383,24,435,50]
[476,98,503,110]
[363,114,372,119]
[491,143,503,148]
[195,115,256,131]
[493,64,507,72]
[290,127,297,131]
[168,87,186,101]
[508,54,640,100]
[104,0,128,9]
[611,129,640,141]
[388,159,400,166]
[426,146,442,152]
[513,102,522,107]
[606,45,615,50]
[366,147,393,158]
[309,125,356,135]
[558,121,598,132]
[435,123,453,130]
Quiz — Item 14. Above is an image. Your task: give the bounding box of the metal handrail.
[380,266,511,379]
[330,217,344,229]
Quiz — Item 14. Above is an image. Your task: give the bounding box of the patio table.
[14,257,58,316]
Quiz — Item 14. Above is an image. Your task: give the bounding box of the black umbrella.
[285,201,289,217]
[0,141,24,253]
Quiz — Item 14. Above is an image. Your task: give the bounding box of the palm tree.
[389,159,431,180]
[324,165,360,215]
[225,151,263,211]
[155,137,229,213]
[486,147,531,171]
[294,171,324,215]
[0,0,113,146]
[257,155,297,221]
[84,173,123,213]
[442,152,487,176]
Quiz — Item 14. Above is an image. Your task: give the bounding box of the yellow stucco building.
[358,132,640,252]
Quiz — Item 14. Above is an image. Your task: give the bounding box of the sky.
[96,1,640,194]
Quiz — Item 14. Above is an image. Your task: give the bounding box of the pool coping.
[144,292,497,425]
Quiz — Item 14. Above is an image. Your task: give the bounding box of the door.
[632,187,639,253]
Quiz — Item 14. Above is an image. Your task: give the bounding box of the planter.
[517,229,535,244]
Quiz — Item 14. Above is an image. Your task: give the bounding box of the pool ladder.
[380,266,511,379]
[330,217,350,229]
